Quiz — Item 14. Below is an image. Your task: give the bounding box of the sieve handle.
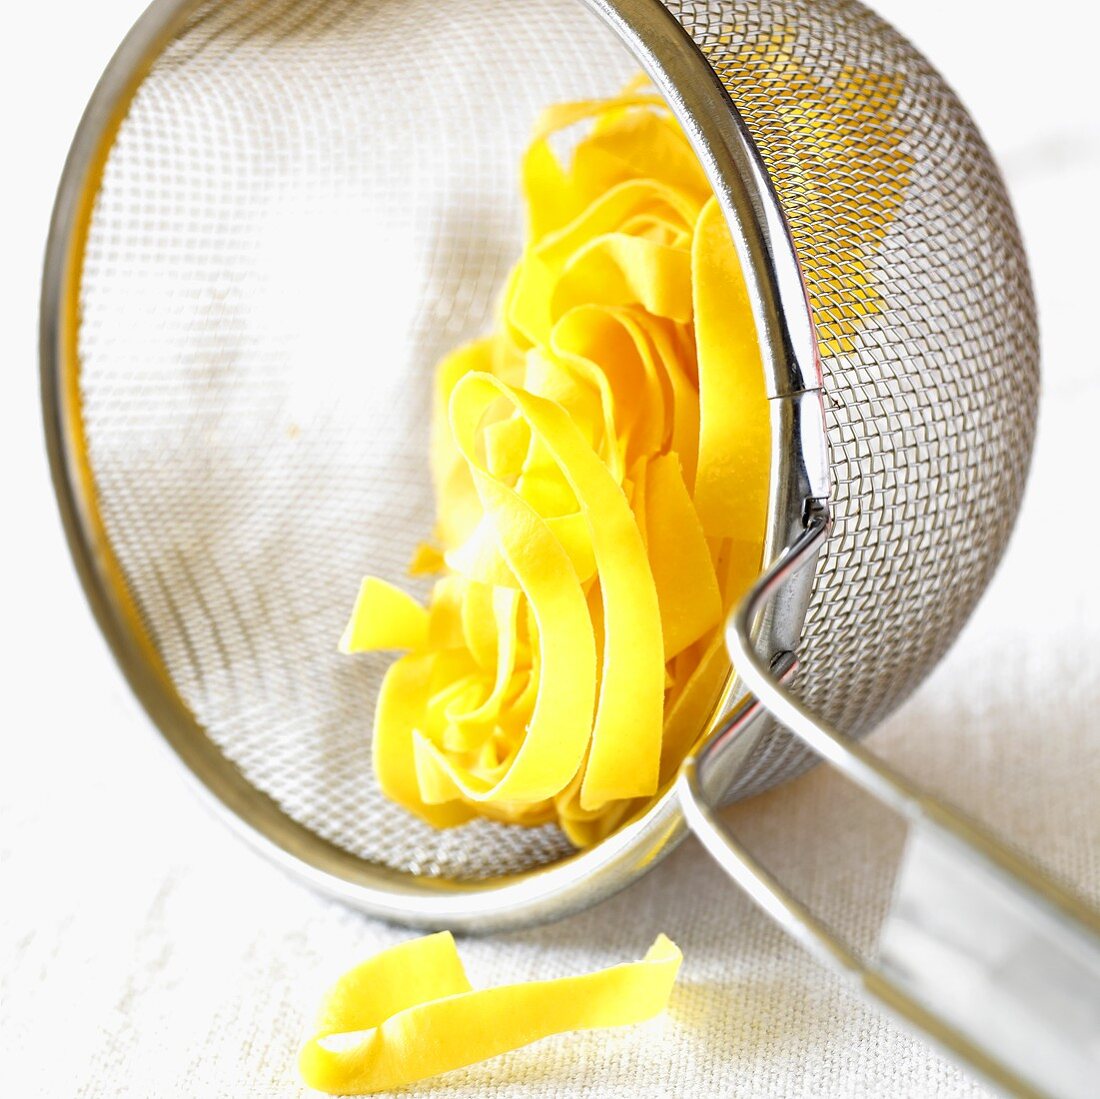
[678,508,1100,1099]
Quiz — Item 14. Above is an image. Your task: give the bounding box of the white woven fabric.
[3,1,1097,1096]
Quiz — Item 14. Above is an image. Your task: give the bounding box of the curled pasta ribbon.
[343,79,772,843]
[450,373,664,808]
[299,933,682,1095]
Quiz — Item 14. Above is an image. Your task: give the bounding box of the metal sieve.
[41,0,1100,1094]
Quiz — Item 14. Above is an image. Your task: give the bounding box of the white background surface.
[2,2,1098,1096]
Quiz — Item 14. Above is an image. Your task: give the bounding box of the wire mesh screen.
[73,0,1037,881]
[77,0,644,879]
[665,0,1037,797]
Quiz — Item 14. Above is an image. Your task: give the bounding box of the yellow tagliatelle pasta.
[299,933,682,1095]
[342,80,771,844]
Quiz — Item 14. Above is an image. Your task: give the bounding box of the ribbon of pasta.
[414,479,596,805]
[299,933,682,1095]
[340,577,429,655]
[449,372,664,809]
[691,197,770,542]
[372,653,476,830]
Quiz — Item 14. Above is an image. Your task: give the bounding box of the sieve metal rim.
[40,0,826,930]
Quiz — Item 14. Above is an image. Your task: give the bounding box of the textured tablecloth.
[3,2,1098,1095]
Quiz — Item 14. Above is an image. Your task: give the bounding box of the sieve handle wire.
[678,507,1100,1099]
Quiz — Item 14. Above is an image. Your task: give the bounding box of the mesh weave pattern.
[667,0,1038,796]
[74,0,1037,880]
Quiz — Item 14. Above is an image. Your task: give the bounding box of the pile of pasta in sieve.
[342,81,770,846]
